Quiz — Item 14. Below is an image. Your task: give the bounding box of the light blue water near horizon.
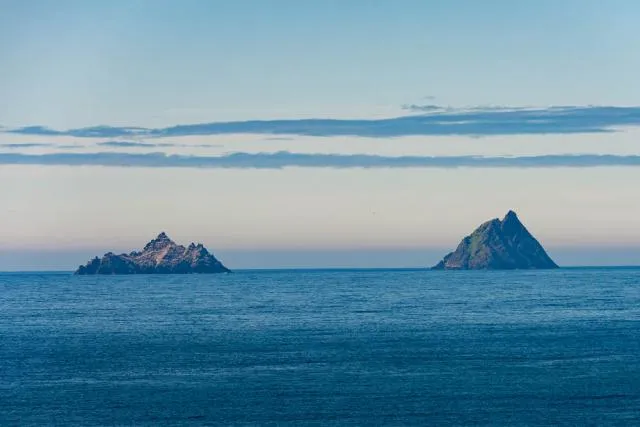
[1,268,640,425]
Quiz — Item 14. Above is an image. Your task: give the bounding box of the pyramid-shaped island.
[75,232,230,275]
[432,211,558,270]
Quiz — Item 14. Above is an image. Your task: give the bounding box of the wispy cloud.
[96,140,222,148]
[9,126,63,136]
[6,105,640,139]
[401,104,539,113]
[2,151,640,169]
[0,143,51,148]
[57,144,87,149]
[401,104,445,112]
[97,141,169,148]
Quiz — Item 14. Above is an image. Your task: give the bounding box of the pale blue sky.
[2,0,640,127]
[2,0,640,270]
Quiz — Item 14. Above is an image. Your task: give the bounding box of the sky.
[2,0,640,269]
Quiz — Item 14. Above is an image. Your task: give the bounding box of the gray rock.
[432,210,558,270]
[75,232,230,275]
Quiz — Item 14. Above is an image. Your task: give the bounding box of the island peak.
[503,210,518,220]
[156,231,170,240]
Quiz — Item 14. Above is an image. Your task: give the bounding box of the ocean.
[1,268,639,426]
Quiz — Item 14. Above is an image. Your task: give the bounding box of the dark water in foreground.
[1,268,640,426]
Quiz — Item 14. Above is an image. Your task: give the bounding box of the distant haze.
[3,247,640,272]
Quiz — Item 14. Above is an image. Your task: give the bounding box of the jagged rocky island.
[75,232,230,275]
[432,210,558,270]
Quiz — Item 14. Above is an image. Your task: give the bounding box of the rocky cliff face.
[432,211,558,270]
[75,232,230,275]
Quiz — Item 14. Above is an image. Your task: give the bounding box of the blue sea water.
[1,268,640,426]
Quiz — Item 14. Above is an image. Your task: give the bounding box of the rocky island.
[75,232,230,274]
[432,210,558,270]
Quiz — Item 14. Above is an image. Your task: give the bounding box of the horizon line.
[2,265,640,274]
